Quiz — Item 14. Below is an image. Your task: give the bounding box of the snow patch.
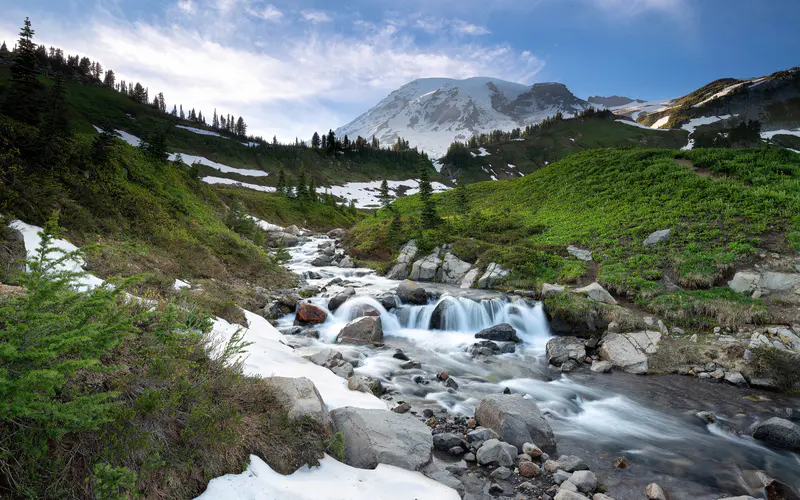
[176,125,225,138]
[173,279,191,290]
[202,176,276,193]
[171,153,268,177]
[327,180,449,209]
[761,129,800,140]
[650,116,671,129]
[477,147,490,157]
[248,215,283,232]
[679,114,733,150]
[615,119,670,131]
[693,82,746,108]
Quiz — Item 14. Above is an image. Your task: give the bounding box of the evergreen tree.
[388,212,403,244]
[40,74,70,141]
[321,134,327,150]
[3,17,41,123]
[308,178,317,202]
[276,165,286,195]
[326,130,336,152]
[0,41,9,58]
[132,82,146,104]
[103,69,115,87]
[311,132,320,149]
[348,199,357,215]
[418,166,439,229]
[378,179,393,209]
[455,180,469,216]
[179,105,185,120]
[157,93,166,113]
[140,129,169,162]
[92,121,117,165]
[212,109,219,129]
[295,168,308,200]
[236,117,246,137]
[171,104,177,117]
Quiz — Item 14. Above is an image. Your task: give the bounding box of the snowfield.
[761,128,800,140]
[170,152,268,177]
[176,125,225,138]
[616,119,670,131]
[201,176,276,192]
[679,114,734,150]
[326,180,450,209]
[650,116,671,129]
[693,82,746,108]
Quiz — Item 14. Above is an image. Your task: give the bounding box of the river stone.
[555,491,587,500]
[330,407,433,470]
[386,240,418,280]
[475,394,557,453]
[575,282,617,305]
[598,331,661,374]
[567,246,593,262]
[645,483,667,500]
[331,362,354,379]
[396,280,428,305]
[338,255,356,268]
[295,302,328,325]
[593,495,616,500]
[327,287,356,312]
[437,252,473,284]
[477,262,509,289]
[327,228,347,239]
[476,323,521,343]
[409,249,442,281]
[553,470,572,484]
[311,254,333,266]
[519,461,541,478]
[301,348,343,367]
[467,427,499,443]
[644,229,671,246]
[546,337,586,367]
[522,442,543,458]
[569,471,597,493]
[475,438,517,467]
[724,371,748,387]
[336,316,383,344]
[267,231,299,247]
[460,268,481,289]
[267,376,329,425]
[490,466,512,480]
[429,298,453,330]
[433,433,467,452]
[557,455,589,472]
[590,360,613,373]
[752,417,800,451]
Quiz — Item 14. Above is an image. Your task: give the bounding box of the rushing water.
[280,237,800,499]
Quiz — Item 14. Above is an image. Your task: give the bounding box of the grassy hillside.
[440,116,688,183]
[352,147,800,326]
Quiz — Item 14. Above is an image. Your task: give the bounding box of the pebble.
[490,466,512,480]
[552,470,572,484]
[568,471,597,493]
[464,452,476,462]
[646,483,667,500]
[519,461,541,478]
[522,442,543,458]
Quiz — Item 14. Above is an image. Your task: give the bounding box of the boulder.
[476,262,509,289]
[267,232,299,247]
[569,471,597,493]
[267,377,329,425]
[575,282,617,305]
[599,331,661,374]
[330,407,433,470]
[347,375,383,395]
[466,427,498,443]
[460,268,481,289]
[295,302,328,325]
[284,225,302,236]
[327,228,347,239]
[433,433,467,452]
[437,252,473,284]
[567,246,593,262]
[474,394,557,453]
[386,240,418,280]
[301,348,343,368]
[336,316,383,345]
[475,438,517,467]
[546,337,586,367]
[644,229,671,246]
[556,455,589,472]
[475,323,521,343]
[542,283,566,298]
[311,254,333,266]
[762,272,800,293]
[645,483,667,500]
[729,270,800,296]
[409,249,442,281]
[338,255,356,268]
[729,271,761,295]
[377,294,400,311]
[752,417,800,451]
[590,360,613,373]
[429,298,453,330]
[546,300,610,336]
[327,287,356,312]
[724,371,748,387]
[397,280,428,305]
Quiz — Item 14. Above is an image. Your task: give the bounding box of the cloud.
[452,20,490,35]
[246,4,283,21]
[177,0,196,14]
[300,10,332,24]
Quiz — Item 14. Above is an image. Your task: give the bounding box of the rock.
[543,459,560,473]
[460,268,481,289]
[710,369,726,380]
[463,452,476,462]
[476,262,509,289]
[467,427,499,443]
[546,337,586,367]
[729,272,762,294]
[392,402,411,414]
[336,316,383,344]
[386,240,418,280]
[338,255,356,268]
[409,250,442,281]
[575,282,617,305]
[311,255,333,266]
[437,252,473,284]
[546,300,610,336]
[542,283,566,298]
[393,349,410,361]
[267,232,299,247]
[284,225,302,235]
[327,228,347,239]
[301,348,343,367]
[475,439,517,467]
[752,417,800,451]
[329,407,433,471]
[522,442,543,458]
[717,497,758,500]
[730,270,800,296]
[447,446,464,456]
[598,331,661,374]
[429,298,453,330]
[475,394,557,453]
[644,229,671,246]
[761,272,800,293]
[295,302,328,325]
[476,323,521,343]
[378,294,400,311]
[444,377,459,390]
[433,433,466,452]
[490,466,512,480]
[590,360,613,373]
[267,377,329,425]
[556,455,589,473]
[690,334,698,342]
[518,461,541,478]
[555,491,586,500]
[593,495,616,500]
[396,280,428,305]
[553,470,572,484]
[488,483,504,495]
[724,371,748,387]
[560,481,579,492]
[331,362,354,379]
[645,483,667,500]
[569,471,597,493]
[400,360,421,369]
[327,287,356,312]
[567,246,593,262]
[347,375,383,395]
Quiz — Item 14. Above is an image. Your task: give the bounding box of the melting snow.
[176,125,225,138]
[679,114,733,150]
[650,116,671,129]
[477,147,490,156]
[761,129,800,140]
[173,279,191,290]
[693,82,746,108]
[616,119,670,131]
[327,180,449,209]
[171,153,268,177]
[202,176,276,193]
[248,216,284,232]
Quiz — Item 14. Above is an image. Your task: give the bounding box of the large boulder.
[437,252,473,284]
[409,249,442,281]
[327,287,356,312]
[546,337,586,367]
[311,254,333,266]
[729,270,800,296]
[476,323,521,343]
[542,283,566,298]
[295,302,328,325]
[644,229,671,246]
[336,316,383,345]
[546,300,610,336]
[729,271,761,295]
[329,407,433,471]
[267,377,329,425]
[267,232,299,247]
[474,394,557,453]
[284,225,302,236]
[460,268,481,289]
[327,228,347,239]
[386,240,418,280]
[752,417,800,451]
[574,282,617,305]
[396,280,428,305]
[338,255,356,269]
[567,246,592,262]
[476,262,509,289]
[598,331,661,374]
[429,298,453,331]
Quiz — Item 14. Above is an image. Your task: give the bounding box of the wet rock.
[645,483,667,500]
[336,316,383,345]
[347,375,383,395]
[386,240,418,280]
[644,229,671,246]
[567,246,593,262]
[400,360,422,369]
[378,294,400,311]
[434,433,467,452]
[392,349,410,361]
[327,228,347,239]
[460,268,481,289]
[267,377,329,425]
[575,282,617,305]
[392,402,411,414]
[311,254,333,266]
[338,255,356,268]
[519,461,541,478]
[267,232,299,247]
[330,407,433,471]
[476,262,509,289]
[725,371,748,387]
[467,427,499,443]
[475,323,521,343]
[590,360,613,373]
[569,471,597,493]
[410,249,442,281]
[429,298,453,330]
[464,452,476,462]
[547,337,586,367]
[330,362,354,379]
[301,348,343,367]
[475,439,517,467]
[488,483,504,495]
[437,252,473,284]
[752,417,800,451]
[396,280,428,305]
[490,466,512,480]
[475,394,557,453]
[556,455,589,473]
[294,302,328,325]
[327,287,355,312]
[598,331,661,374]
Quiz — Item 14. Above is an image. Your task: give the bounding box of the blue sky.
[1,0,798,141]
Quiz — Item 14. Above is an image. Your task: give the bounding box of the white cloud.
[594,0,685,17]
[415,18,442,33]
[246,4,283,21]
[177,0,196,14]
[452,20,490,35]
[300,10,332,24]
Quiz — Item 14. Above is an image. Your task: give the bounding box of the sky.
[1,0,798,141]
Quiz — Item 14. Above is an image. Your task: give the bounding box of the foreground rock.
[295,302,328,325]
[644,229,671,246]
[575,282,617,305]
[336,316,383,345]
[599,331,661,374]
[267,377,329,425]
[396,280,428,305]
[330,407,433,470]
[437,252,473,284]
[475,439,517,467]
[752,417,800,451]
[410,250,442,281]
[474,394,557,453]
[386,240,418,280]
[645,483,667,500]
[476,262,509,289]
[327,287,355,312]
[475,323,521,343]
[266,231,299,247]
[567,246,592,262]
[546,337,586,368]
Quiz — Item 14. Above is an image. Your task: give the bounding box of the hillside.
[335,77,591,159]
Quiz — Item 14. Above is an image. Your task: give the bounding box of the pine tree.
[140,129,169,162]
[327,130,336,152]
[0,41,9,58]
[418,166,439,229]
[308,178,317,202]
[455,180,469,216]
[3,17,41,123]
[103,69,115,87]
[378,179,393,209]
[213,109,219,129]
[295,168,308,200]
[311,132,320,149]
[179,105,185,120]
[348,199,357,215]
[171,104,177,117]
[40,74,70,141]
[157,93,166,113]
[236,117,246,137]
[92,121,117,165]
[321,134,327,150]
[276,165,286,195]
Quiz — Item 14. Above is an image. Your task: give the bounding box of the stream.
[278,236,800,499]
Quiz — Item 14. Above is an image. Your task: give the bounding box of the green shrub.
[92,462,137,500]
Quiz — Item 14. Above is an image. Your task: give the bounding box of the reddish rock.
[295,302,328,325]
[519,461,541,478]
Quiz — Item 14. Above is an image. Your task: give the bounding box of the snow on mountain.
[335,77,591,159]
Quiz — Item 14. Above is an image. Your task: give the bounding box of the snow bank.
[171,153,268,177]
[248,215,283,232]
[615,119,670,131]
[9,220,103,289]
[176,125,225,138]
[477,147,490,156]
[693,82,746,108]
[201,176,276,193]
[327,180,449,209]
[650,116,670,129]
[196,454,459,500]
[761,129,800,140]
[173,279,191,290]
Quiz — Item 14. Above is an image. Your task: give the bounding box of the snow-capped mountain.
[335,77,591,159]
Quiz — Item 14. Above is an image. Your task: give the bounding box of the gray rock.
[311,254,333,266]
[553,470,572,484]
[717,497,759,500]
[556,455,589,473]
[645,483,667,500]
[476,323,521,343]
[567,246,593,262]
[391,402,411,414]
[267,232,299,248]
[467,427,499,443]
[598,331,661,374]
[301,348,343,368]
[575,282,616,305]
[284,225,302,236]
[327,287,356,312]
[555,491,587,500]
[336,316,383,344]
[396,280,428,305]
[475,394,557,453]
[475,438,517,467]
[267,377,329,425]
[463,452,476,462]
[429,298,454,330]
[338,255,356,269]
[546,337,586,367]
[542,283,566,298]
[433,433,467,452]
[569,471,597,493]
[460,268,481,289]
[347,375,383,395]
[386,240,418,280]
[327,228,347,239]
[438,252,473,284]
[476,262,509,289]
[729,271,761,295]
[590,360,613,373]
[724,371,748,387]
[752,417,800,450]
[762,271,800,292]
[490,466,512,480]
[409,249,442,281]
[644,229,671,246]
[331,362,354,379]
[522,442,543,458]
[593,495,616,500]
[330,407,433,470]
